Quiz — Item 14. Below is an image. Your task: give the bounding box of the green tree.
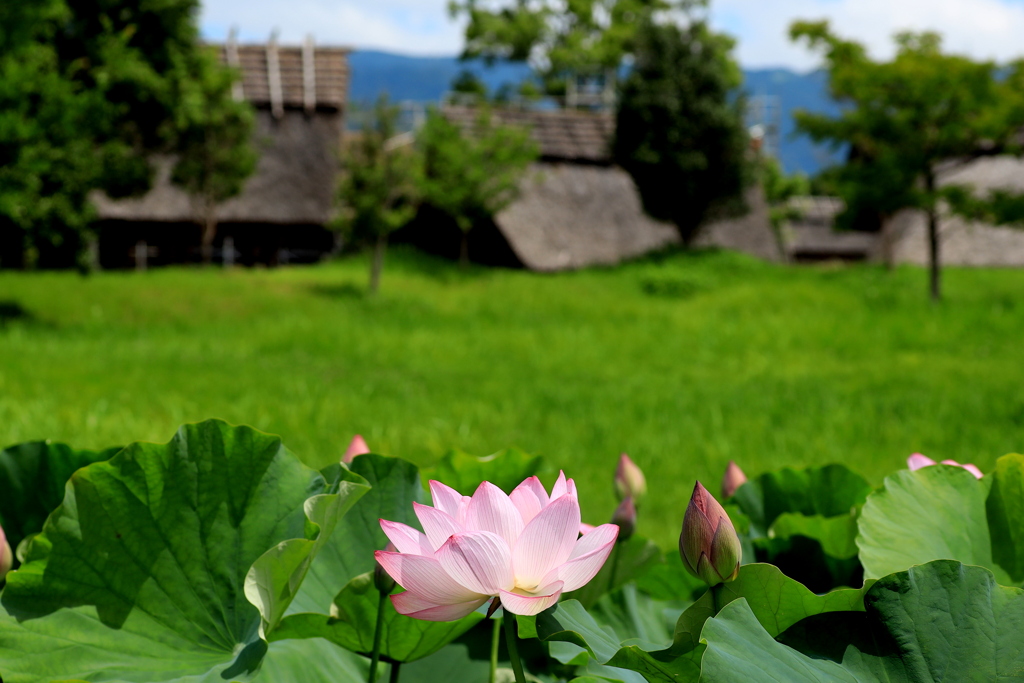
[790,22,1024,301]
[450,0,701,95]
[335,98,421,294]
[0,0,215,269]
[169,49,257,265]
[416,109,538,267]
[613,18,749,245]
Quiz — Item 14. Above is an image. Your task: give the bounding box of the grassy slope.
[1,248,1021,547]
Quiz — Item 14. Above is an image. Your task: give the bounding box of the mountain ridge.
[348,50,843,175]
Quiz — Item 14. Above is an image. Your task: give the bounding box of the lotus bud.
[374,542,397,594]
[614,454,646,502]
[721,460,747,499]
[679,482,741,586]
[0,524,12,582]
[342,434,371,464]
[610,496,636,542]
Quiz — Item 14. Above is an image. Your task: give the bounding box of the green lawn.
[1,248,1022,547]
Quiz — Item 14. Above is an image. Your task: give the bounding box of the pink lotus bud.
[721,460,747,499]
[907,453,983,479]
[0,524,12,581]
[610,497,636,542]
[679,482,741,586]
[614,454,646,502]
[342,434,371,464]
[374,542,397,593]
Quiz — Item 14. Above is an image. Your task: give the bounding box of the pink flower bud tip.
[0,524,12,581]
[611,497,636,542]
[615,453,646,502]
[907,453,982,479]
[721,460,747,499]
[342,434,371,464]
[679,482,741,586]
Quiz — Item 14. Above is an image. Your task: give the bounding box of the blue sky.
[200,0,1024,70]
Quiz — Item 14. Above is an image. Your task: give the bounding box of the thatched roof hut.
[91,38,350,267]
[435,106,781,270]
[436,106,680,271]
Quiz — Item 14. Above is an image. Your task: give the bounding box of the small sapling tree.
[336,97,421,294]
[416,109,537,268]
[790,22,1024,301]
[169,49,257,265]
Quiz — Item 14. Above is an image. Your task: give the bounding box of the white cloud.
[199,0,1024,67]
[712,0,1024,70]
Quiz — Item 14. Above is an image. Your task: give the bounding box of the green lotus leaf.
[986,453,1024,583]
[292,453,426,613]
[856,466,1003,580]
[0,420,367,682]
[703,561,1024,682]
[732,464,871,534]
[422,447,544,495]
[272,571,482,663]
[0,440,121,554]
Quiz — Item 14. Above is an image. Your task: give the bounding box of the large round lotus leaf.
[0,420,368,683]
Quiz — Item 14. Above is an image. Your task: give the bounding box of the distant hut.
[884,156,1024,267]
[402,105,779,270]
[91,36,350,268]
[400,106,679,271]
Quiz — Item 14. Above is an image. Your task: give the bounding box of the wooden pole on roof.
[267,30,284,119]
[226,27,244,102]
[302,34,316,115]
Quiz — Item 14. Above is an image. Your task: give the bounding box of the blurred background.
[1,0,1023,546]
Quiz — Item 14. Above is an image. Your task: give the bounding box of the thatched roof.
[494,163,680,271]
[92,39,349,226]
[442,106,614,163]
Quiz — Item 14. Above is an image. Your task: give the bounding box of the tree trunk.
[369,234,386,294]
[924,170,940,302]
[459,232,469,270]
[201,201,218,266]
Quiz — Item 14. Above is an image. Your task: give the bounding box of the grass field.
[1,247,1022,547]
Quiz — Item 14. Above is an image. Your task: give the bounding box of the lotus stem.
[710,582,725,615]
[388,661,401,683]
[607,541,621,594]
[502,607,528,683]
[489,616,501,683]
[368,590,388,683]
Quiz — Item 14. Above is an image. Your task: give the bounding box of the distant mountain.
[348,51,843,175]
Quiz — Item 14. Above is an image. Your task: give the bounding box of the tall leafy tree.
[613,18,749,245]
[790,22,1024,301]
[416,109,538,267]
[0,0,239,269]
[450,0,702,94]
[169,49,257,265]
[335,98,421,294]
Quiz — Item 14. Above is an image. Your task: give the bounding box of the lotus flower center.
[513,580,540,593]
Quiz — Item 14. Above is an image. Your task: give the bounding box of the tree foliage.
[335,98,421,293]
[416,108,538,266]
[450,0,702,93]
[0,0,253,270]
[790,21,1024,300]
[613,19,749,245]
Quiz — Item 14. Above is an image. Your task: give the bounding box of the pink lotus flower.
[907,453,983,479]
[375,472,618,621]
[342,434,371,464]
